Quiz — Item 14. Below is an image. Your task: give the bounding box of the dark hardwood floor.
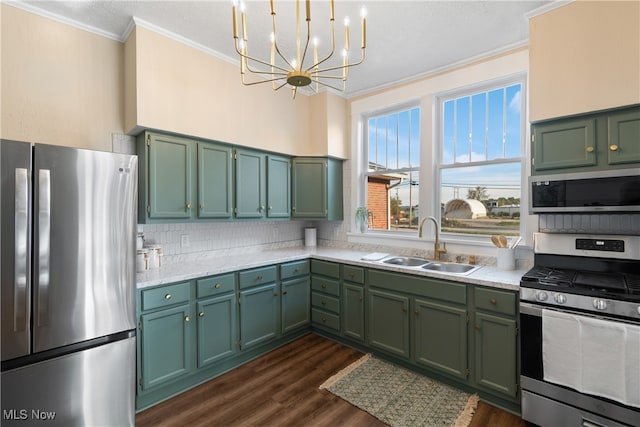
[136,333,525,427]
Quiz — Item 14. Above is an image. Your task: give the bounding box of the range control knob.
[536,291,548,302]
[554,294,567,304]
[593,299,607,310]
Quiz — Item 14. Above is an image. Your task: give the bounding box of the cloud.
[508,90,521,113]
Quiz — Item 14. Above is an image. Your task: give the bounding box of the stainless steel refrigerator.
[1,140,137,426]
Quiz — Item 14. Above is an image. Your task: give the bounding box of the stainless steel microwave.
[529,168,640,213]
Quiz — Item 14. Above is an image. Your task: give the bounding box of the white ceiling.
[14,0,559,98]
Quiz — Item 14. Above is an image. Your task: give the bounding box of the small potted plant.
[355,207,371,233]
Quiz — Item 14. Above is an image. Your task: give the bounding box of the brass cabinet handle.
[186,203,192,209]
[321,301,326,306]
[269,206,273,210]
[214,283,221,289]
[257,275,263,280]
[414,310,419,315]
[198,312,204,317]
[490,298,497,305]
[185,315,191,322]
[474,325,481,331]
[200,204,205,209]
[586,146,594,153]
[294,268,299,273]
[165,294,172,300]
[359,297,363,302]
[282,291,288,295]
[321,284,326,289]
[402,307,407,313]
[610,144,619,151]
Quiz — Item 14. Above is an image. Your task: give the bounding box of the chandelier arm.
[315,49,366,74]
[235,39,291,73]
[240,75,288,86]
[312,77,346,92]
[270,12,296,72]
[299,21,312,71]
[305,20,336,73]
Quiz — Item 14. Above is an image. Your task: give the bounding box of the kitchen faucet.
[418,216,447,261]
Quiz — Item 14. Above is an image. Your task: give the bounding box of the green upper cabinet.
[532,104,640,175]
[198,143,233,219]
[291,157,343,220]
[266,155,291,218]
[139,133,196,221]
[608,108,640,165]
[235,148,266,219]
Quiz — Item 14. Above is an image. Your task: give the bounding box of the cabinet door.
[608,109,640,165]
[281,277,310,333]
[474,312,517,398]
[147,134,195,218]
[239,283,279,349]
[235,149,266,218]
[198,143,233,219]
[196,294,237,368]
[414,299,467,380]
[368,289,410,359]
[267,155,291,218]
[342,284,364,342]
[532,118,597,172]
[291,158,327,219]
[140,304,191,390]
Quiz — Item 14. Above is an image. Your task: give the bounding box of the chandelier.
[231,0,366,98]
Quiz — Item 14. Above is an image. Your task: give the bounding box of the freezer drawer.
[1,336,135,426]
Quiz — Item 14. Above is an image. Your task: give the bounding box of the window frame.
[434,74,527,241]
[362,101,422,235]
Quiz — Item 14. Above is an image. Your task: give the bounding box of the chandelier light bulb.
[344,16,350,27]
[360,7,367,18]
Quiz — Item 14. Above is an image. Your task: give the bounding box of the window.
[438,80,524,236]
[365,106,420,232]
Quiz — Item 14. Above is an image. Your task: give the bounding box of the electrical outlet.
[181,234,189,248]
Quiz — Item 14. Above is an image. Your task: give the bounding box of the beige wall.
[307,91,348,158]
[128,26,339,157]
[529,0,640,121]
[1,4,123,152]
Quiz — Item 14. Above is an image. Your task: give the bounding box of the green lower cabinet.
[281,277,311,333]
[413,299,467,380]
[342,283,364,342]
[367,289,410,359]
[196,294,237,368]
[140,304,192,390]
[473,312,518,398]
[239,283,280,349]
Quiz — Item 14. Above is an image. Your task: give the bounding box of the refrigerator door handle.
[37,169,51,326]
[14,168,30,332]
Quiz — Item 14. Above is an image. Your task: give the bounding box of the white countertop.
[137,247,525,291]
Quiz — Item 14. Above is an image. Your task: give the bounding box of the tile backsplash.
[140,221,313,264]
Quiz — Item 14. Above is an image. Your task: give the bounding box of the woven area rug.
[319,354,479,427]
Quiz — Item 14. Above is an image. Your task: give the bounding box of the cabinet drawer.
[280,260,310,280]
[196,273,235,298]
[311,260,340,279]
[239,265,277,289]
[474,287,516,316]
[312,292,340,314]
[312,308,340,331]
[343,265,364,284]
[142,282,190,311]
[311,276,340,297]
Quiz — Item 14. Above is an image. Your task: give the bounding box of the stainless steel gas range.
[519,232,640,427]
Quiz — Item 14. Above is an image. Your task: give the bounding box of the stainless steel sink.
[421,262,482,275]
[381,256,430,267]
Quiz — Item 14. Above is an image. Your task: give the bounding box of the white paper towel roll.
[305,228,317,247]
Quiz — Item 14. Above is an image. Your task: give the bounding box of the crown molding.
[524,0,574,20]
[3,0,123,41]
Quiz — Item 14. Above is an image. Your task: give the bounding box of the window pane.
[487,88,504,160]
[471,92,487,162]
[505,84,522,158]
[455,97,470,162]
[397,111,409,168]
[388,114,398,169]
[368,118,377,170]
[442,100,455,164]
[376,116,387,168]
[367,172,419,232]
[440,163,521,236]
[410,108,420,168]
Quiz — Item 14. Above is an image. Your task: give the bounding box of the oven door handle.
[520,302,543,316]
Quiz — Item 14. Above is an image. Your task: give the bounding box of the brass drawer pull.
[257,275,263,280]
[321,284,326,289]
[321,301,326,306]
[186,203,192,209]
[475,325,481,331]
[215,283,221,289]
[586,146,594,153]
[610,144,619,151]
[198,312,205,317]
[185,315,191,322]
[490,298,497,305]
[165,294,172,300]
